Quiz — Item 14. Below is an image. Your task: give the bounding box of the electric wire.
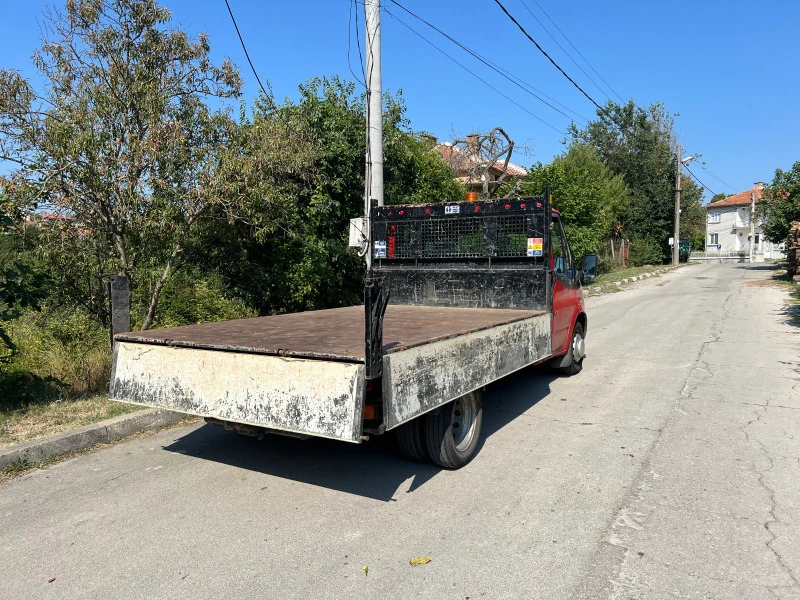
[491,0,605,114]
[348,0,366,87]
[223,0,307,140]
[518,0,612,102]
[683,164,717,197]
[698,164,738,192]
[527,0,623,101]
[383,7,565,135]
[388,0,586,125]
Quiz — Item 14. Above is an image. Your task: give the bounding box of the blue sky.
[2,0,798,201]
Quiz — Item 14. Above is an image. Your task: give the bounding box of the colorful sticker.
[374,240,387,258]
[527,237,543,257]
[445,205,460,214]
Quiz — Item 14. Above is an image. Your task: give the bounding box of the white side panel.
[383,314,552,429]
[111,342,365,443]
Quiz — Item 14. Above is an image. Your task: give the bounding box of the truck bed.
[111,306,552,443]
[115,305,544,362]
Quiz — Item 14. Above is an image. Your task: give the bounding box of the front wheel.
[424,391,483,469]
[560,322,585,376]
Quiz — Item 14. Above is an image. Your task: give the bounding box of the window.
[754,233,760,245]
[708,212,721,223]
[552,220,564,274]
[709,233,719,245]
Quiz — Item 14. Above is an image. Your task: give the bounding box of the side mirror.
[581,254,598,283]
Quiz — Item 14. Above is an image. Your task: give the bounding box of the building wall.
[705,205,785,259]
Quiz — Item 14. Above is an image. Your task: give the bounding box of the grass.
[589,264,673,289]
[0,395,144,449]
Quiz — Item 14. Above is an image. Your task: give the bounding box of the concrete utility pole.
[363,0,383,270]
[673,144,682,266]
[749,190,756,263]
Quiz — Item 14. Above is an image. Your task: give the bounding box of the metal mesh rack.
[373,214,544,260]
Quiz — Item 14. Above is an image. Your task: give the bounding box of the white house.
[705,182,785,260]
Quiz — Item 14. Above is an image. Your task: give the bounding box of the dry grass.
[0,395,143,449]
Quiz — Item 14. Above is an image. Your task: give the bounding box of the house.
[429,134,528,196]
[705,182,785,260]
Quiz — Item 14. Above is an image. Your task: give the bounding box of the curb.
[588,266,681,295]
[0,408,187,471]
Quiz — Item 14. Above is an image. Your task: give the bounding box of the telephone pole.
[363,0,383,270]
[673,144,682,266]
[749,190,756,263]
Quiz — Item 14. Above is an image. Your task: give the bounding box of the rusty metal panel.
[113,305,540,362]
[110,342,365,443]
[382,313,552,430]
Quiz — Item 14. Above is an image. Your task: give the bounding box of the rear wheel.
[560,322,585,376]
[424,391,483,469]
[395,418,429,462]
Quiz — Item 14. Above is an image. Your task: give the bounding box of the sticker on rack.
[527,237,543,257]
[445,205,460,214]
[374,240,387,258]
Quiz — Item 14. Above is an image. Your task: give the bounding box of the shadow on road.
[163,365,557,502]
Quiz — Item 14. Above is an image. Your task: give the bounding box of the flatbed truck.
[110,190,594,468]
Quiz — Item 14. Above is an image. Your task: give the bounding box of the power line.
[383,7,565,135]
[223,0,306,139]
[353,0,367,84]
[517,0,612,102]
[491,0,605,114]
[527,0,623,102]
[683,164,717,196]
[698,164,738,192]
[387,0,585,124]
[347,0,366,87]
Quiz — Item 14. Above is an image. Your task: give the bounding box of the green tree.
[0,204,49,361]
[505,143,627,260]
[0,0,243,329]
[570,101,700,261]
[195,78,464,315]
[760,161,800,242]
[709,193,731,204]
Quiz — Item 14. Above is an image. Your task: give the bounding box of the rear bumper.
[110,342,366,443]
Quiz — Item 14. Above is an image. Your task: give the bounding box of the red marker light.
[520,203,526,209]
[475,205,481,211]
[505,204,511,209]
[399,210,405,215]
[536,202,542,208]
[390,225,396,231]
[425,208,431,214]
[388,211,393,216]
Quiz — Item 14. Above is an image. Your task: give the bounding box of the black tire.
[424,391,483,469]
[395,418,430,462]
[560,322,585,376]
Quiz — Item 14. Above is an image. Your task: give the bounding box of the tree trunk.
[140,244,182,331]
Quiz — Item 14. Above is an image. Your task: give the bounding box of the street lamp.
[673,147,697,266]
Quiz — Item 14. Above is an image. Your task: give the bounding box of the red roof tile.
[706,187,763,208]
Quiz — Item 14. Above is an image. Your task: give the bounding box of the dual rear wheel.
[395,390,483,469]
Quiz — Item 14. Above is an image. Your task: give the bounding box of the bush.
[132,272,255,329]
[628,237,664,267]
[0,307,110,409]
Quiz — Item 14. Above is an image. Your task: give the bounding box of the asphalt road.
[1,263,799,599]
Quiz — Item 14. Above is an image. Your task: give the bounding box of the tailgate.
[110,341,366,443]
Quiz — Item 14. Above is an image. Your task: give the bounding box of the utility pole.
[749,190,756,263]
[673,144,682,266]
[363,0,383,270]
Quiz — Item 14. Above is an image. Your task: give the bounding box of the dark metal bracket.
[364,276,389,379]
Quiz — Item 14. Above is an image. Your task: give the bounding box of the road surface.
[1,262,798,599]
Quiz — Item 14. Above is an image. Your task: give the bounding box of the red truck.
[110,189,595,469]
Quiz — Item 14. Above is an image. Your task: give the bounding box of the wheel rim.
[572,331,585,363]
[451,393,478,452]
